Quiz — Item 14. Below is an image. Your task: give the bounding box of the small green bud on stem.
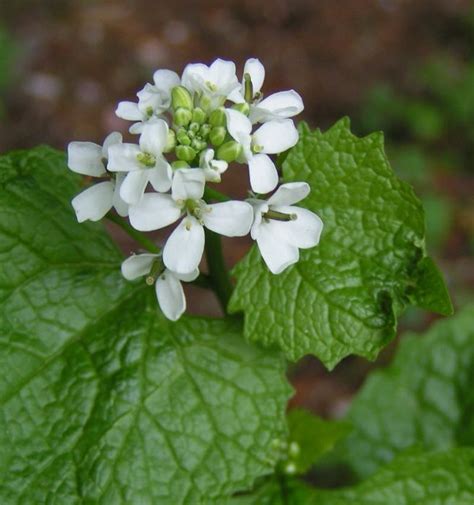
[217,141,242,163]
[163,129,176,153]
[192,107,207,124]
[209,126,226,147]
[209,107,227,127]
[171,86,193,110]
[176,145,197,162]
[232,102,250,115]
[174,107,192,127]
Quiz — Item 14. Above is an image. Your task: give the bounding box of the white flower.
[225,109,299,194]
[116,69,180,133]
[107,120,172,205]
[68,132,129,222]
[181,59,240,109]
[200,148,228,183]
[249,182,323,274]
[121,253,198,321]
[228,58,304,124]
[129,169,253,274]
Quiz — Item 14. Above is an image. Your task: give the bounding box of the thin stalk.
[106,212,160,254]
[204,186,230,203]
[204,229,233,313]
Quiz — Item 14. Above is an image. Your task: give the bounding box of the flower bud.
[188,122,200,134]
[217,141,242,162]
[163,129,176,153]
[232,102,250,115]
[192,107,207,124]
[171,160,190,169]
[176,130,191,146]
[209,126,226,147]
[199,124,211,139]
[176,145,197,162]
[209,107,226,127]
[171,86,193,110]
[191,138,207,152]
[174,107,192,127]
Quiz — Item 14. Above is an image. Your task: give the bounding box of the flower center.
[137,152,156,168]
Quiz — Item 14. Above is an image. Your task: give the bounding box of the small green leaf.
[313,449,474,505]
[286,409,351,474]
[0,147,292,504]
[336,306,474,478]
[230,118,452,367]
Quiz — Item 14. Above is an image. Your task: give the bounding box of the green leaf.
[229,118,452,367]
[313,449,474,505]
[0,147,292,504]
[286,409,351,474]
[336,306,474,478]
[229,480,314,505]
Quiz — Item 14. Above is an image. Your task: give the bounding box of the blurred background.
[0,0,473,419]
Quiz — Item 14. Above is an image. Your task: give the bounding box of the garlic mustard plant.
[67,57,321,320]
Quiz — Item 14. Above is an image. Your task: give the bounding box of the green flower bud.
[163,129,176,153]
[191,138,207,152]
[199,124,211,139]
[217,140,242,163]
[176,145,197,162]
[209,126,226,147]
[198,94,212,111]
[171,160,190,169]
[174,107,192,127]
[232,102,250,115]
[171,86,193,110]
[177,130,191,146]
[188,122,200,134]
[192,107,207,124]
[209,107,226,127]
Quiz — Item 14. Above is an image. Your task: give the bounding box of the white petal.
[253,119,299,154]
[172,169,205,201]
[129,193,182,231]
[121,254,158,280]
[267,182,310,206]
[182,63,208,92]
[248,154,279,194]
[249,90,304,123]
[102,132,123,158]
[270,205,324,249]
[148,158,172,192]
[156,271,186,321]
[116,101,143,121]
[71,181,113,223]
[67,142,105,177]
[119,170,149,205]
[210,59,239,93]
[175,268,200,282]
[243,58,265,94]
[254,222,299,274]
[163,217,205,274]
[113,173,129,217]
[139,120,168,155]
[137,83,162,112]
[107,143,142,172]
[227,87,245,104]
[225,108,252,140]
[202,201,253,237]
[153,69,180,95]
[129,122,145,134]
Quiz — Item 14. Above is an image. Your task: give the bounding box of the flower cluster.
[67,58,323,320]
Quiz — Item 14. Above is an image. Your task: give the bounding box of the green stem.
[205,229,233,313]
[106,212,160,254]
[204,186,230,203]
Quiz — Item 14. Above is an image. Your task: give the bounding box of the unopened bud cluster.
[67,58,323,321]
